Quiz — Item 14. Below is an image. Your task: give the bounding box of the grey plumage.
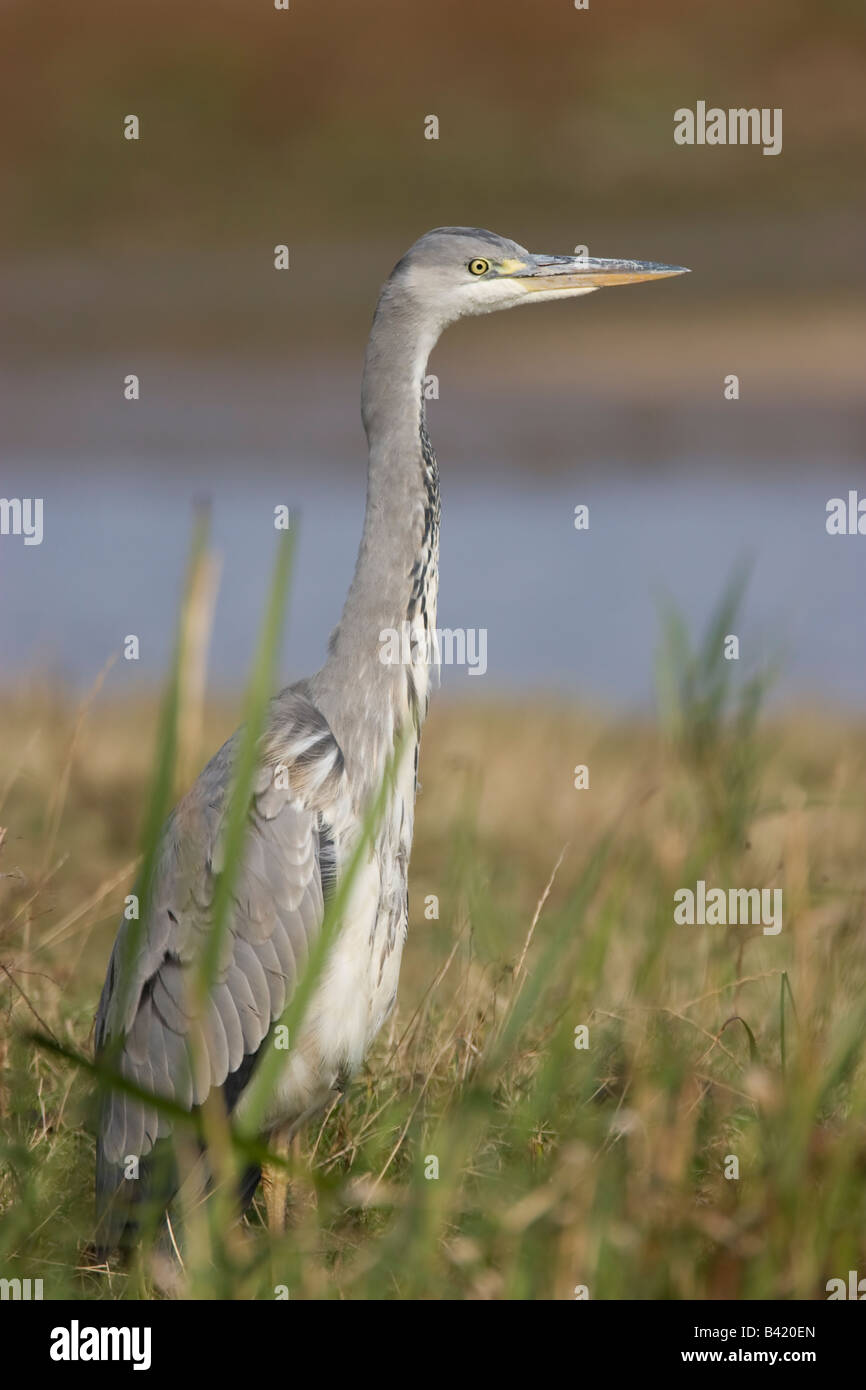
[95,686,343,1236]
[94,228,687,1244]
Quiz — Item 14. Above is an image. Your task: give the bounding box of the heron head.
[385,226,688,330]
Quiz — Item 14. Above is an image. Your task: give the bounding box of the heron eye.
[468,258,490,276]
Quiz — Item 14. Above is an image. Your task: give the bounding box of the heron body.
[95,228,686,1241]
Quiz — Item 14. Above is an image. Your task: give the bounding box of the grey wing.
[94,686,347,1178]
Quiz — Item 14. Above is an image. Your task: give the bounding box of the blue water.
[1,464,863,708]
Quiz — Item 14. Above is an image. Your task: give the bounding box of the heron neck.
[313,295,442,784]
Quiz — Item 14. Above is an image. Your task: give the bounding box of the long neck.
[312,291,442,789]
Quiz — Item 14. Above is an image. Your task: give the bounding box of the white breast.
[262,737,417,1129]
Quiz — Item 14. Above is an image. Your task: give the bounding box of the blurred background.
[1,0,864,704]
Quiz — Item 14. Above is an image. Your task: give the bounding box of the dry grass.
[1,677,865,1299]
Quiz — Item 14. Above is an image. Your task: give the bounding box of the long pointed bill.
[513,255,689,293]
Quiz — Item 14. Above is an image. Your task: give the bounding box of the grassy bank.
[1,653,864,1298]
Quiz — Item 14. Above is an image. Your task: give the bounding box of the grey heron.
[94,227,687,1247]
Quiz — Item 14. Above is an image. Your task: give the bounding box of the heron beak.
[510,255,690,293]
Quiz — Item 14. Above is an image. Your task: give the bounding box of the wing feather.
[95,685,349,1198]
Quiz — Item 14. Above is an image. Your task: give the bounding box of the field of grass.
[1,587,865,1300]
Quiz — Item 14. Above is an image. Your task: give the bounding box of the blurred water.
[0,463,863,708]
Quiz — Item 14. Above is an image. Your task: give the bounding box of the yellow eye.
[468,258,490,276]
